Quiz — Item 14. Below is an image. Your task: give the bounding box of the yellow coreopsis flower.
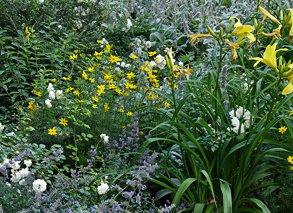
[48,127,57,136]
[28,100,37,112]
[288,156,293,164]
[81,71,88,80]
[59,118,68,126]
[249,43,287,69]
[259,6,281,25]
[126,111,133,117]
[148,51,157,57]
[163,101,171,108]
[278,126,288,134]
[129,54,138,59]
[126,72,136,80]
[109,55,122,63]
[88,67,94,72]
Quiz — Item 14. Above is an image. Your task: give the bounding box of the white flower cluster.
[100,133,109,143]
[0,158,32,184]
[228,106,251,134]
[45,83,63,108]
[1,158,47,193]
[97,181,109,195]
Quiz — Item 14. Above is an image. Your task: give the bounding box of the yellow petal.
[249,57,263,67]
[232,25,255,36]
[290,24,293,36]
[259,6,281,24]
[282,82,293,95]
[245,32,256,43]
[189,34,213,44]
[263,43,277,68]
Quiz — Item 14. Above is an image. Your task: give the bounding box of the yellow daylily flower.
[259,6,281,25]
[189,34,213,44]
[282,64,293,95]
[225,39,240,60]
[261,25,282,38]
[230,16,255,43]
[249,43,287,69]
[288,9,293,36]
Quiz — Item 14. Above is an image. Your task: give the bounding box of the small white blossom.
[45,99,52,108]
[145,41,152,49]
[155,55,166,69]
[56,90,63,99]
[47,83,55,92]
[0,123,4,132]
[100,133,109,143]
[57,25,62,29]
[33,179,47,193]
[97,182,109,195]
[126,18,133,30]
[11,161,21,170]
[24,159,32,168]
[48,90,56,100]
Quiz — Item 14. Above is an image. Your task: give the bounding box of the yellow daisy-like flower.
[50,78,57,83]
[82,71,88,80]
[109,55,122,63]
[28,101,37,112]
[59,118,68,126]
[69,54,78,60]
[148,51,157,57]
[88,78,95,83]
[163,101,171,108]
[73,50,79,54]
[108,84,117,89]
[287,156,293,164]
[66,87,74,93]
[92,96,99,102]
[48,127,57,136]
[126,72,136,80]
[63,76,71,81]
[105,44,112,53]
[88,67,94,72]
[73,90,80,96]
[118,108,125,113]
[126,111,133,117]
[92,104,98,109]
[129,54,138,59]
[33,90,42,97]
[278,126,288,134]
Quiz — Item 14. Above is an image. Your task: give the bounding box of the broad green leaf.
[220,180,232,213]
